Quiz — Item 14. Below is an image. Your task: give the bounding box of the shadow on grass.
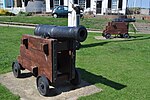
[78,68,127,90]
[81,36,150,48]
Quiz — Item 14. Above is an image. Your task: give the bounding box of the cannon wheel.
[37,75,50,96]
[12,61,21,78]
[123,33,129,38]
[70,69,81,86]
[53,13,58,18]
[105,33,111,39]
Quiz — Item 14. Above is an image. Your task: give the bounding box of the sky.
[128,0,150,8]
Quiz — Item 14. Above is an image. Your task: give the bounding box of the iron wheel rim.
[12,62,21,78]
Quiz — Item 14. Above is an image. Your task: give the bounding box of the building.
[0,0,27,14]
[0,0,127,15]
[0,0,4,8]
[45,0,127,15]
[141,8,150,15]
[0,0,13,8]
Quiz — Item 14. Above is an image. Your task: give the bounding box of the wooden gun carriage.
[102,22,129,39]
[12,25,87,96]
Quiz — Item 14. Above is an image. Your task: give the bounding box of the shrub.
[17,11,32,16]
[0,9,8,15]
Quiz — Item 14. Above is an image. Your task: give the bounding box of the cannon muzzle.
[34,25,87,42]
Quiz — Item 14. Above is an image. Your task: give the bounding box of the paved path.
[0,70,101,100]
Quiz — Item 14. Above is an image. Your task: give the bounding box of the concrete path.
[95,36,130,40]
[0,70,101,100]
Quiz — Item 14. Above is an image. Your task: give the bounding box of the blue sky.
[128,0,150,8]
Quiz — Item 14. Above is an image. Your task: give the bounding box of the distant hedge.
[17,11,32,16]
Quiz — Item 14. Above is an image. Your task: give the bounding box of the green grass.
[77,33,150,100]
[0,16,68,26]
[0,16,110,30]
[0,16,137,31]
[0,26,33,74]
[0,26,33,99]
[0,84,19,100]
[136,19,150,23]
[81,18,110,29]
[0,26,150,100]
[129,23,136,32]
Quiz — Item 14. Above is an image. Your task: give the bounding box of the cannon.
[102,22,129,39]
[12,25,88,96]
[34,25,87,42]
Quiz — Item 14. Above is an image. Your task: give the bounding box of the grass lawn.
[0,26,33,74]
[0,16,110,29]
[136,19,150,23]
[78,33,150,100]
[0,27,33,100]
[0,16,136,32]
[0,26,150,100]
[0,84,19,100]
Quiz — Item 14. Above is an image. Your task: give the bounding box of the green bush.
[17,11,32,16]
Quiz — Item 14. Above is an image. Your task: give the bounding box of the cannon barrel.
[34,25,88,42]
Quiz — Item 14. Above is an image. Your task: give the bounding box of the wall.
[5,0,13,8]
[44,0,127,15]
[5,7,25,14]
[90,0,96,15]
[140,9,150,15]
[46,0,51,12]
[0,0,5,8]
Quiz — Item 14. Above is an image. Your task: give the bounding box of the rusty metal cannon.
[12,25,88,96]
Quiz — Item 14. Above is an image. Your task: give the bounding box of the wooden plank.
[19,34,55,82]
